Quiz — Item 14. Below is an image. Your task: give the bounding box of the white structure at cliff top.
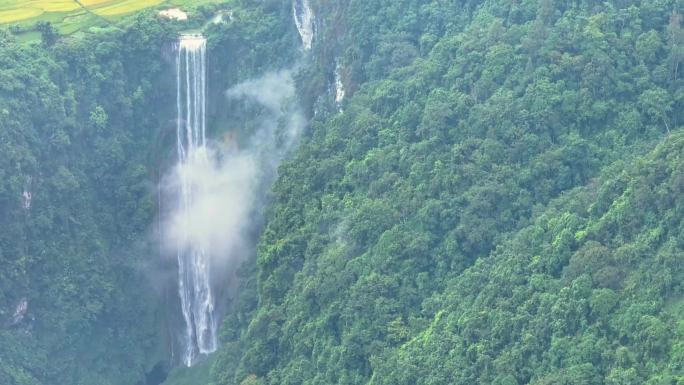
[159,8,188,21]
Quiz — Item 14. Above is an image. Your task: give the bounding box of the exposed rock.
[159,8,188,21]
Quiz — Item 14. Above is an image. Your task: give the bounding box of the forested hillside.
[0,16,176,384]
[1,0,683,385]
[372,131,684,385]
[211,1,684,384]
[0,1,297,383]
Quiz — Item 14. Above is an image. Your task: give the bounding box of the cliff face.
[0,3,299,385]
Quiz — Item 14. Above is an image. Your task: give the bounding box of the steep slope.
[1,1,683,384]
[0,16,176,385]
[372,132,684,385]
[1,1,302,384]
[212,1,684,384]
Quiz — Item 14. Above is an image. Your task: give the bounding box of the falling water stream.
[293,0,314,50]
[175,34,217,367]
[168,3,313,367]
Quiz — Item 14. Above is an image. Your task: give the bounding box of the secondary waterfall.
[334,62,345,106]
[293,0,314,50]
[174,34,217,367]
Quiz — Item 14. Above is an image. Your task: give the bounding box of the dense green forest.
[213,0,684,385]
[0,1,296,384]
[0,16,176,384]
[0,0,683,385]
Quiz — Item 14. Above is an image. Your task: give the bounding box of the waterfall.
[293,0,314,50]
[334,62,345,107]
[22,176,32,210]
[174,34,217,367]
[167,31,306,370]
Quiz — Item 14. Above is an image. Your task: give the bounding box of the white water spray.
[22,190,31,210]
[334,62,345,106]
[22,176,32,210]
[174,34,217,367]
[165,27,308,369]
[293,0,314,50]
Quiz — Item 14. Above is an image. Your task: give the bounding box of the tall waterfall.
[174,34,217,367]
[167,28,306,370]
[293,0,314,50]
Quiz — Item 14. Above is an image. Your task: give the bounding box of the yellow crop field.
[80,0,120,5]
[32,1,80,12]
[0,7,42,23]
[0,1,79,15]
[0,0,225,35]
[93,0,165,17]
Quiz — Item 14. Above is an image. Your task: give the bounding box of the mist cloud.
[161,68,305,275]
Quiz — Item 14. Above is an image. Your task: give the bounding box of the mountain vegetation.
[0,0,683,385]
[0,13,177,385]
[212,1,684,385]
[0,1,298,383]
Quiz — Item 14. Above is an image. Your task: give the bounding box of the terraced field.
[0,0,223,37]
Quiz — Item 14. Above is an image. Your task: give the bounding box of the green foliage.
[372,133,684,385]
[35,21,56,46]
[3,1,684,385]
[1,1,301,383]
[211,1,684,385]
[0,12,176,385]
